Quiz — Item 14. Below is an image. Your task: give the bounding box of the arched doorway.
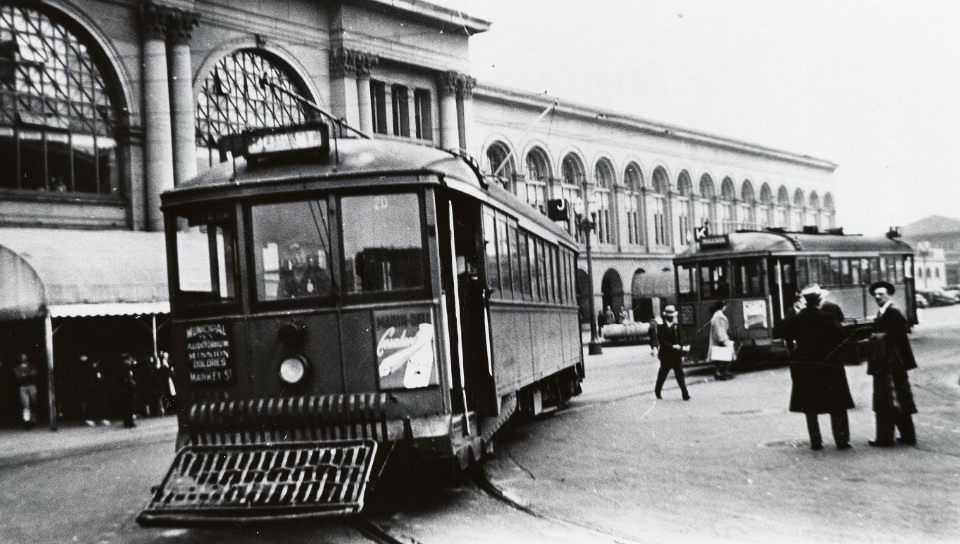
[601,268,624,318]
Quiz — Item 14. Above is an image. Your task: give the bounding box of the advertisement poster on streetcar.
[185,322,234,384]
[742,299,768,329]
[374,309,437,390]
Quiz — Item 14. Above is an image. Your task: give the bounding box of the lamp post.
[578,178,603,355]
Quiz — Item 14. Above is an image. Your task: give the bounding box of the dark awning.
[0,228,172,320]
[632,270,674,297]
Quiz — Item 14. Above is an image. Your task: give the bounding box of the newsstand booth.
[0,228,204,429]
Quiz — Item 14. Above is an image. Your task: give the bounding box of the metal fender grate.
[137,440,378,526]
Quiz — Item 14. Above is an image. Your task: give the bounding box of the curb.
[0,423,177,469]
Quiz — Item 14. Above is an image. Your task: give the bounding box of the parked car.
[915,293,929,309]
[942,284,960,299]
[916,289,960,306]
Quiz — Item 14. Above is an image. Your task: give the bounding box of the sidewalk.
[0,415,178,468]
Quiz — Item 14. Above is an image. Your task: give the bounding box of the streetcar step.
[136,440,378,526]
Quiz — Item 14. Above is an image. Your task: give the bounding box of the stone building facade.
[0,0,836,423]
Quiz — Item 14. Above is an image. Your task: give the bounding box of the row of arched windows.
[484,140,836,248]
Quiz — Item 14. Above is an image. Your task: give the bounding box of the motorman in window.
[866,280,918,447]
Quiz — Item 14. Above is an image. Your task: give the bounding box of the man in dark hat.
[867,280,918,447]
[780,284,854,450]
[650,305,690,401]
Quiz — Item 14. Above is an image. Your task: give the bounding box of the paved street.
[0,306,957,543]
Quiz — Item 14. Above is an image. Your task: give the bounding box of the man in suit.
[867,280,918,447]
[779,284,854,450]
[650,305,690,401]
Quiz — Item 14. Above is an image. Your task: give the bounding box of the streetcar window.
[518,231,531,300]
[509,224,524,300]
[538,239,549,303]
[175,208,239,305]
[797,258,809,288]
[677,264,696,301]
[733,259,763,296]
[528,236,541,301]
[496,214,513,300]
[894,258,904,282]
[483,209,500,297]
[698,261,729,299]
[342,193,425,294]
[903,255,914,279]
[829,258,841,286]
[820,258,832,287]
[251,200,333,301]
[850,259,862,285]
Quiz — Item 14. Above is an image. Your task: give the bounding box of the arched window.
[623,163,644,246]
[197,50,315,171]
[776,186,790,228]
[759,183,774,227]
[561,153,585,238]
[594,158,615,244]
[0,5,124,195]
[485,141,515,188]
[719,177,736,234]
[808,191,820,228]
[740,180,756,230]
[651,167,670,247]
[823,193,836,229]
[697,174,715,234]
[792,189,805,231]
[523,146,550,212]
[676,171,692,246]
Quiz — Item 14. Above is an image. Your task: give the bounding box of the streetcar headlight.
[279,355,308,385]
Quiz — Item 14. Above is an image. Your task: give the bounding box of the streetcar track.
[352,517,407,544]
[471,469,642,544]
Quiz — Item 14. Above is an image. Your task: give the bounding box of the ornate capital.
[330,47,378,79]
[438,71,477,97]
[141,2,168,41]
[167,8,200,45]
[141,2,199,43]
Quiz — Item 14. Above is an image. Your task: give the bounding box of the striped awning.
[0,228,175,320]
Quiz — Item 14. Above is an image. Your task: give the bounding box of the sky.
[430,0,960,236]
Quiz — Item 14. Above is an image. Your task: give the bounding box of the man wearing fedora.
[650,304,691,401]
[867,280,917,447]
[780,284,854,450]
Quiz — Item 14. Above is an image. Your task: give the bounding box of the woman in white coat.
[708,300,735,380]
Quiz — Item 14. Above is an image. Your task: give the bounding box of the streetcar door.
[768,257,797,332]
[440,196,495,431]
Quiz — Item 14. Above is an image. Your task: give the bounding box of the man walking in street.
[867,280,918,447]
[650,305,690,401]
[779,284,854,450]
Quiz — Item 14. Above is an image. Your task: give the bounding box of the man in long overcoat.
[650,305,690,401]
[779,284,854,450]
[867,280,917,447]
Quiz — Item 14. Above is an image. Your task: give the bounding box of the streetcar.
[137,121,583,526]
[672,227,916,368]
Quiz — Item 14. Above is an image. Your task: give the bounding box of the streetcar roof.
[674,230,913,262]
[165,136,577,248]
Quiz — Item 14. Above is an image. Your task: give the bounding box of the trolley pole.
[581,179,603,355]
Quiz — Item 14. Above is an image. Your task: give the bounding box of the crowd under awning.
[0,227,185,430]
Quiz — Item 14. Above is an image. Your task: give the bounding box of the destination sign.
[185,322,234,384]
[698,234,730,250]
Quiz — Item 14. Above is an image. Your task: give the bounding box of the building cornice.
[349,0,491,34]
[474,83,838,173]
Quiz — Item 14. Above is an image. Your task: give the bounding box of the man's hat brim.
[868,280,896,295]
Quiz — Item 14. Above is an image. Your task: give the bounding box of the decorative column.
[438,71,460,149]
[459,75,476,154]
[355,52,377,135]
[168,8,199,187]
[142,2,175,232]
[613,183,623,252]
[329,47,361,130]
[639,186,650,251]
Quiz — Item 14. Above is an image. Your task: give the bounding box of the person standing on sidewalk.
[708,300,735,381]
[867,280,918,447]
[78,355,111,426]
[13,353,39,430]
[650,305,690,401]
[779,284,853,451]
